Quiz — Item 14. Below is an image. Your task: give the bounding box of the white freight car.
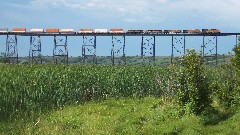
[30,28,44,33]
[0,28,8,33]
[94,29,108,33]
[60,29,75,33]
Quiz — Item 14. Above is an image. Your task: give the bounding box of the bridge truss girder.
[30,36,42,63]
[53,36,68,64]
[82,36,96,64]
[202,36,218,65]
[141,36,156,66]
[5,35,18,63]
[111,36,126,65]
[171,36,186,64]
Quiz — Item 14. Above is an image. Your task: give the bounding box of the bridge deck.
[0,32,239,36]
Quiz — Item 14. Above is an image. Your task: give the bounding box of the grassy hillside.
[1,98,239,135]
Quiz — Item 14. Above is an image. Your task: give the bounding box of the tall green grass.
[0,65,171,120]
[0,64,239,121]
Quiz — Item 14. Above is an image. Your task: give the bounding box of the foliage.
[173,49,211,115]
[231,37,240,69]
[210,37,240,108]
[230,37,240,107]
[207,64,240,109]
[0,57,10,63]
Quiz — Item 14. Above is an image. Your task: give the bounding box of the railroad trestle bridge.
[0,32,239,65]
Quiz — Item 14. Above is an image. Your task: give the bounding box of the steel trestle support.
[171,36,185,64]
[5,35,18,63]
[202,36,218,65]
[111,36,126,65]
[141,36,156,65]
[82,36,96,64]
[53,36,68,64]
[30,36,42,63]
[236,35,239,46]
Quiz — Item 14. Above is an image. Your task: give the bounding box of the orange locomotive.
[183,29,201,33]
[202,29,220,33]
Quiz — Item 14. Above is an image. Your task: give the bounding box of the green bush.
[173,49,211,115]
[213,37,240,108]
[232,38,240,69]
[231,38,240,107]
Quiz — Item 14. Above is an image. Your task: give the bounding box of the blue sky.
[0,0,240,57]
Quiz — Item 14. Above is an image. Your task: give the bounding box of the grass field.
[0,63,239,134]
[1,98,239,135]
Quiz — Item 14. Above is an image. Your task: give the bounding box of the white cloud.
[3,0,240,27]
[28,0,168,23]
[27,0,240,24]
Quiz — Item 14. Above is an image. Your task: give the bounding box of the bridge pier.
[236,35,239,46]
[53,36,68,64]
[5,35,18,63]
[82,36,96,64]
[30,36,42,63]
[202,36,218,65]
[141,36,156,65]
[171,36,185,64]
[111,35,126,65]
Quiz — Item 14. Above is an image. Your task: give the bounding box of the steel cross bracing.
[82,36,96,64]
[111,36,126,65]
[141,36,156,65]
[171,36,186,64]
[53,36,68,64]
[5,35,18,63]
[30,36,42,63]
[1,32,240,65]
[202,36,218,65]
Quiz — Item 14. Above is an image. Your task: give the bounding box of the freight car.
[30,28,44,33]
[79,29,93,33]
[110,28,124,33]
[95,29,108,33]
[60,29,75,33]
[46,28,59,33]
[163,30,182,34]
[127,30,144,34]
[0,28,8,33]
[144,30,162,34]
[12,28,26,33]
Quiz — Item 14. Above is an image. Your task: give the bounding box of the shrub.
[173,49,211,115]
[230,37,240,108]
[232,37,240,69]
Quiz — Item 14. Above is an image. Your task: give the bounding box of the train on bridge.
[1,27,236,65]
[0,28,221,34]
